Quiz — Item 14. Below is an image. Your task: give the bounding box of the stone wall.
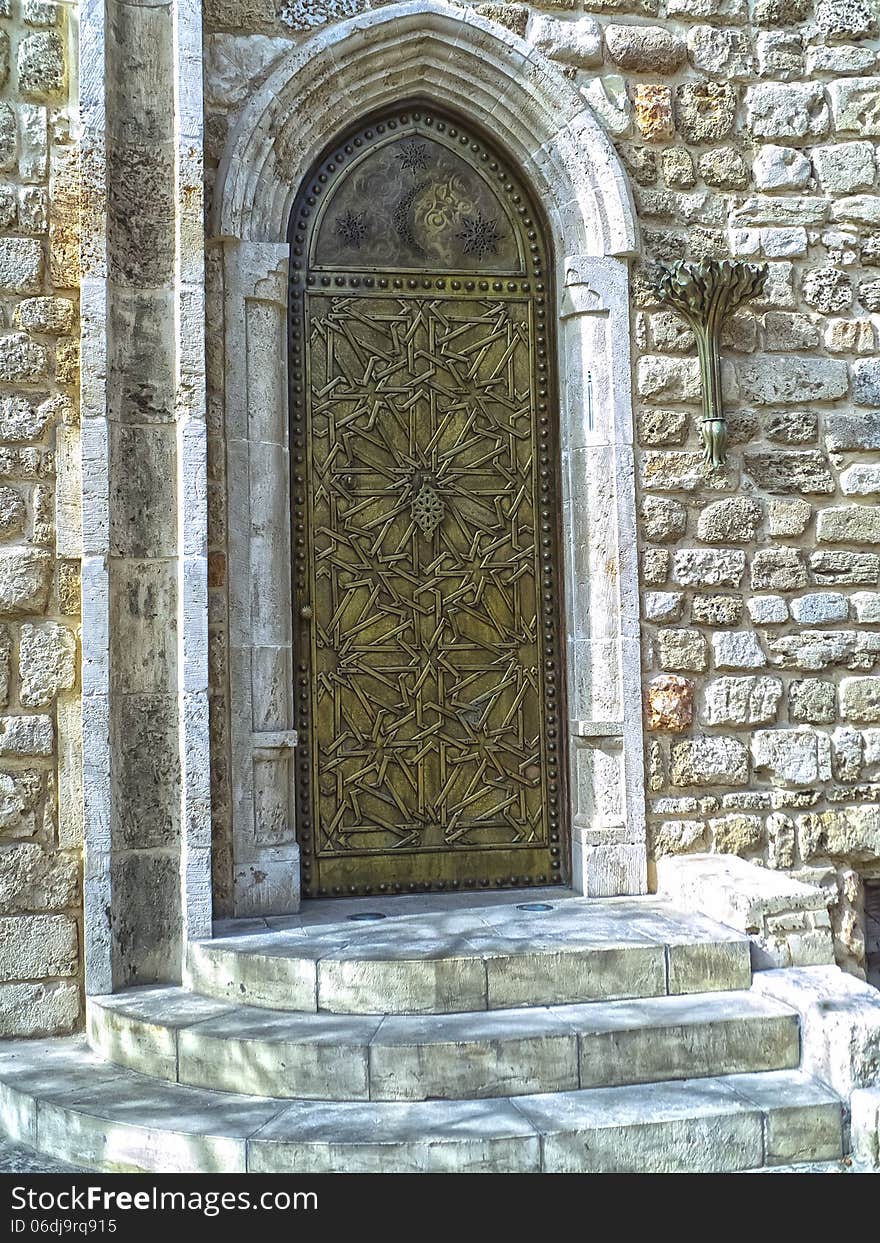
[0,0,81,1035]
[200,0,880,969]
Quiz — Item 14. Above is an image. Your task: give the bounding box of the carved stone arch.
[213,0,647,915]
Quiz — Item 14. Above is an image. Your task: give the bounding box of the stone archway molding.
[213,0,648,915]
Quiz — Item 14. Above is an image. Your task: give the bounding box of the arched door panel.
[289,104,569,898]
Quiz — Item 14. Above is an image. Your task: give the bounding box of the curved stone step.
[0,1039,842,1173]
[185,896,751,1014]
[86,986,800,1102]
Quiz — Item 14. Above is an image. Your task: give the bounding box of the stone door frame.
[212,0,648,916]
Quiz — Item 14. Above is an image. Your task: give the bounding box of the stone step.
[185,895,752,1014]
[0,1039,842,1173]
[87,986,800,1102]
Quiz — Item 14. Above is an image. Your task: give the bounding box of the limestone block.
[641,495,687,542]
[767,498,811,536]
[19,622,76,708]
[204,35,294,109]
[752,965,880,1099]
[826,410,880,451]
[644,592,683,622]
[752,145,812,191]
[0,716,52,757]
[667,0,748,18]
[731,196,828,227]
[790,593,849,625]
[642,549,670,584]
[815,0,878,39]
[801,266,853,313]
[632,85,674,142]
[655,629,707,672]
[605,24,685,73]
[840,676,880,723]
[675,83,738,144]
[828,78,880,135]
[756,30,803,79]
[529,14,603,65]
[276,0,365,29]
[818,506,880,545]
[712,632,766,670]
[0,549,50,614]
[642,451,736,493]
[0,396,53,443]
[657,852,830,928]
[0,770,41,837]
[697,498,761,543]
[17,31,64,98]
[581,75,632,138]
[744,452,835,496]
[473,4,528,35]
[751,547,808,590]
[762,406,817,442]
[852,358,880,406]
[15,297,75,335]
[670,737,749,787]
[0,843,78,912]
[0,239,42,294]
[807,44,877,73]
[636,356,701,402]
[650,819,706,857]
[645,674,693,731]
[693,595,744,626]
[0,487,25,540]
[0,981,78,1037]
[812,142,876,193]
[767,813,795,870]
[0,913,76,979]
[789,679,837,724]
[746,83,830,139]
[0,333,47,382]
[797,804,880,860]
[687,25,752,78]
[810,551,880,585]
[672,549,746,588]
[747,596,788,624]
[708,814,763,855]
[735,356,848,405]
[751,728,832,786]
[852,592,880,622]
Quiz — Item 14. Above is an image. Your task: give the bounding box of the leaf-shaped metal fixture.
[653,258,768,469]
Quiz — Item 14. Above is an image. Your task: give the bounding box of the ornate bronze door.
[289,105,568,898]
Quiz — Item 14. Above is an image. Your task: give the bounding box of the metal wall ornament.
[653,258,769,469]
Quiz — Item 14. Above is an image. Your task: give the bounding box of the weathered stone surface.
[762,407,818,445]
[642,452,734,493]
[813,142,876,194]
[767,813,795,870]
[19,622,76,708]
[15,296,74,334]
[17,32,63,97]
[638,408,688,446]
[801,266,853,313]
[641,495,687,542]
[712,632,766,670]
[736,357,848,406]
[817,506,880,545]
[743,452,835,496]
[633,84,674,142]
[745,83,830,139]
[747,596,788,624]
[0,716,52,757]
[645,674,694,731]
[0,333,47,382]
[840,677,880,723]
[751,145,811,191]
[798,806,880,861]
[752,729,832,786]
[667,0,748,18]
[0,770,41,837]
[815,0,878,39]
[698,147,749,189]
[810,551,880,585]
[0,487,25,540]
[0,238,42,294]
[474,3,528,34]
[672,549,746,588]
[0,549,50,614]
[692,595,744,626]
[0,980,78,1037]
[670,737,750,787]
[650,819,706,857]
[767,498,811,537]
[828,78,880,135]
[605,24,685,72]
[0,912,76,979]
[637,356,701,402]
[755,30,803,79]
[703,676,783,725]
[675,83,738,144]
[643,548,670,584]
[528,14,603,65]
[769,630,880,670]
[687,25,752,78]
[825,410,880,451]
[852,592,880,622]
[709,814,763,856]
[790,593,850,625]
[655,629,708,672]
[644,591,684,622]
[275,0,365,30]
[852,358,880,407]
[0,844,78,912]
[697,498,762,543]
[751,547,809,590]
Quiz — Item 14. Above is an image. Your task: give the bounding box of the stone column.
[80,0,210,990]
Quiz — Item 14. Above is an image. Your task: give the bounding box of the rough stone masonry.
[6,0,880,1038]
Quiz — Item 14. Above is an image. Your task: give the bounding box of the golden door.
[289,104,568,898]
